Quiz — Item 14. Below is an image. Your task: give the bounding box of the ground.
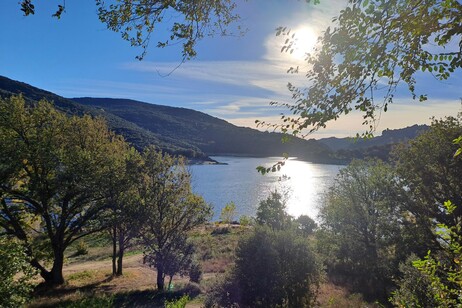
[28,224,375,307]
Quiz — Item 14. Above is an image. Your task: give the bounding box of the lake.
[190,156,344,221]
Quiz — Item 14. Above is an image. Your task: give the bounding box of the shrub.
[238,215,252,227]
[0,237,37,308]
[75,240,89,256]
[206,227,321,307]
[189,262,202,283]
[165,295,189,308]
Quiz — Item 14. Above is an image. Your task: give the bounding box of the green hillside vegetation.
[72,97,335,162]
[0,76,209,161]
[1,94,461,306]
[0,75,338,164]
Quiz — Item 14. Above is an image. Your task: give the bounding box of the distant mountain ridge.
[318,125,429,152]
[0,76,336,164]
[318,125,430,161]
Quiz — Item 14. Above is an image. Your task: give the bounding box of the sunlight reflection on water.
[190,156,344,221]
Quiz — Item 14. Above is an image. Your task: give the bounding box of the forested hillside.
[72,97,334,162]
[0,75,336,163]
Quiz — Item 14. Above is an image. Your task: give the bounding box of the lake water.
[190,156,343,220]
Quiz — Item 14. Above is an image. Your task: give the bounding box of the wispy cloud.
[48,0,461,139]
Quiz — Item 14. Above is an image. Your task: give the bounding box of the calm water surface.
[190,156,343,220]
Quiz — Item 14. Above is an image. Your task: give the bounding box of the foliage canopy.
[19,0,240,61]
[140,147,211,290]
[0,95,130,285]
[275,0,462,135]
[0,237,37,308]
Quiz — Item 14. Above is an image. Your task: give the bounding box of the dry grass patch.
[317,282,380,308]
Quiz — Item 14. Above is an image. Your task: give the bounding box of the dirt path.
[64,254,145,275]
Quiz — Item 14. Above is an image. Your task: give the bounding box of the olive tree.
[256,190,292,231]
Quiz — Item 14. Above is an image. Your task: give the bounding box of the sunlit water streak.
[190,156,344,220]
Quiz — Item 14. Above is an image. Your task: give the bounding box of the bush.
[0,237,37,308]
[204,274,241,308]
[238,215,252,227]
[211,227,230,235]
[165,295,189,308]
[389,255,436,307]
[206,227,321,307]
[295,215,317,236]
[75,240,89,256]
[189,262,202,283]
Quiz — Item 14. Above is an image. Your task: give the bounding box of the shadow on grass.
[32,280,201,308]
[114,283,201,308]
[33,275,114,298]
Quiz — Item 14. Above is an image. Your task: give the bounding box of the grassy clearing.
[28,224,374,307]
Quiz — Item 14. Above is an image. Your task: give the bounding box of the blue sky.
[1,0,461,138]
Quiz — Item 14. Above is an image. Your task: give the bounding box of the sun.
[291,26,318,60]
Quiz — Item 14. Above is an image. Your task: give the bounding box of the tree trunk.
[112,227,117,276]
[116,233,124,276]
[156,264,165,290]
[48,249,65,285]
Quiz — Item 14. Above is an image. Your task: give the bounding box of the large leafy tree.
[19,0,240,61]
[393,115,462,238]
[317,159,423,300]
[104,147,145,276]
[140,146,211,290]
[0,95,129,285]
[275,0,462,135]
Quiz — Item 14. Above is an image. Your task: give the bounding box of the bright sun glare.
[291,26,318,60]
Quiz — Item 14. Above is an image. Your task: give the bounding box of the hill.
[0,76,336,163]
[318,125,429,161]
[0,76,208,160]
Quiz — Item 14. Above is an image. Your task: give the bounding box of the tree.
[0,237,37,308]
[145,235,195,290]
[295,215,317,236]
[206,227,321,307]
[411,201,462,307]
[255,190,292,231]
[392,202,462,307]
[219,201,236,225]
[271,0,462,135]
[100,146,146,277]
[0,95,129,285]
[20,0,241,61]
[390,118,462,305]
[140,146,211,290]
[393,115,462,242]
[317,159,420,300]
